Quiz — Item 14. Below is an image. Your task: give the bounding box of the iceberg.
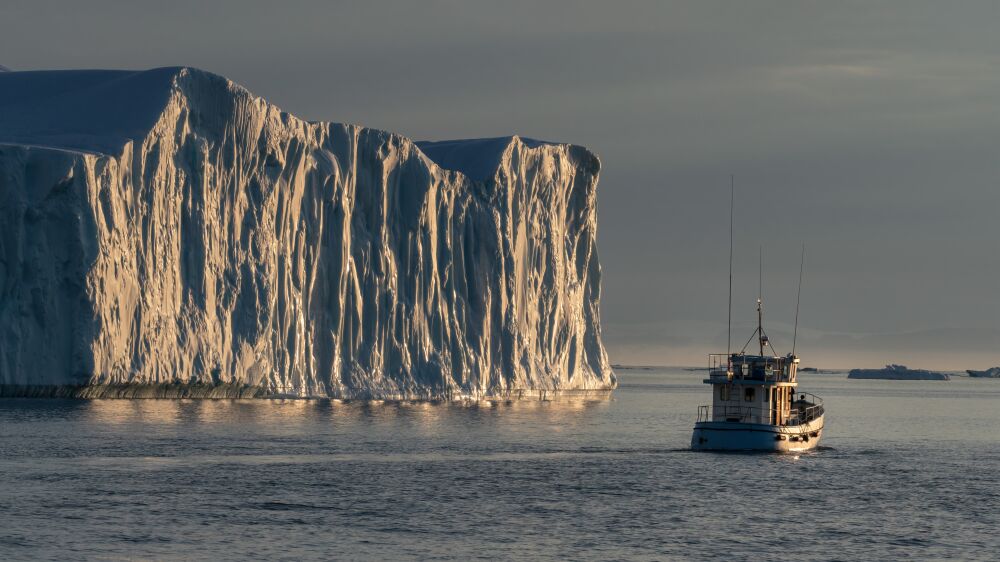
[0,67,614,399]
[847,365,950,381]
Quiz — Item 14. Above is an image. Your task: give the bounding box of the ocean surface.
[1,368,998,561]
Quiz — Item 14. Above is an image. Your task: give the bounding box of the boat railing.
[695,395,824,426]
[697,405,710,423]
[708,353,795,383]
[788,392,825,425]
[696,404,756,423]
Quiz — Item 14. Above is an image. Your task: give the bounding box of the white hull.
[691,415,824,452]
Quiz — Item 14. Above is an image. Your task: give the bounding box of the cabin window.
[720,385,730,401]
[763,388,770,402]
[744,387,755,402]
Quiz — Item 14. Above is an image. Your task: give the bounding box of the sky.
[2,1,998,369]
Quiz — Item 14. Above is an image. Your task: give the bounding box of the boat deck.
[696,392,824,425]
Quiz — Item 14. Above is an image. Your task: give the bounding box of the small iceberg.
[967,367,1000,378]
[848,364,950,381]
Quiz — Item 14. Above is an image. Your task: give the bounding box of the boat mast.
[727,176,734,359]
[758,246,764,356]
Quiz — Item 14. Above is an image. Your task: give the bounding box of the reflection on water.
[63,395,615,459]
[1,371,998,560]
[78,395,612,430]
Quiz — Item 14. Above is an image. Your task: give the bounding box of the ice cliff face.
[0,67,614,398]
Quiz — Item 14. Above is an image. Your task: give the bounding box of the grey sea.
[1,368,998,561]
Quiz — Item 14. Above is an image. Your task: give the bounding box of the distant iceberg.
[967,367,1000,378]
[0,67,615,399]
[848,365,950,381]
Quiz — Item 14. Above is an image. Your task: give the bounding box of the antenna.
[758,246,763,302]
[727,176,734,358]
[792,243,805,356]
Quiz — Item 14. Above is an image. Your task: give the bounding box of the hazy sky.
[2,1,998,368]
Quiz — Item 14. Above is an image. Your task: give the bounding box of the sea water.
[1,369,998,560]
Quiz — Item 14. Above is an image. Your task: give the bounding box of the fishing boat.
[691,182,825,452]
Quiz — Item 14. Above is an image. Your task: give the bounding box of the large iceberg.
[0,67,614,399]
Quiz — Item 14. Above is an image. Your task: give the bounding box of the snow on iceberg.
[0,67,615,399]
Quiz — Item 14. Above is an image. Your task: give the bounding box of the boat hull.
[691,415,824,452]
